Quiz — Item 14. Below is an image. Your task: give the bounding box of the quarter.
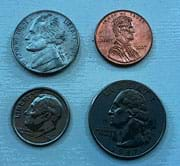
[89,80,166,159]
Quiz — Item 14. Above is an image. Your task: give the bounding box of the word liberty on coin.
[12,10,79,74]
[11,88,70,146]
[89,80,166,159]
[95,10,153,66]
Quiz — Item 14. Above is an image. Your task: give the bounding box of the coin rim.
[94,10,153,66]
[11,10,80,75]
[89,80,166,159]
[11,87,70,146]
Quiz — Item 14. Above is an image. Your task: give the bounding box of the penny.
[12,10,79,74]
[11,87,70,146]
[95,10,153,66]
[89,80,166,159]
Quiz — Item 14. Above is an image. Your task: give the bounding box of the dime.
[95,10,153,66]
[12,88,70,146]
[89,80,166,159]
[12,10,79,74]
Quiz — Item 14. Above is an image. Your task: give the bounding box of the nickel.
[12,10,79,74]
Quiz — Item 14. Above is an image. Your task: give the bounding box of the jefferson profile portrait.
[108,89,152,148]
[22,94,62,138]
[25,14,66,72]
[109,16,140,63]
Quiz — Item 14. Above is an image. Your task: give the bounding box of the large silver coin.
[12,10,79,74]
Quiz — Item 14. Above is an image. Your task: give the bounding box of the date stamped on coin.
[95,10,153,66]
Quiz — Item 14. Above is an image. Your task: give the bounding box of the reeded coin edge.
[11,87,70,146]
[88,80,166,159]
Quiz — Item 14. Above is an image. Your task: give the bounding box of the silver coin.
[12,10,80,74]
[12,87,70,146]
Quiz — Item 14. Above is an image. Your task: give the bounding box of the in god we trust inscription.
[12,10,79,74]
[89,80,166,159]
[12,88,70,146]
[95,10,153,66]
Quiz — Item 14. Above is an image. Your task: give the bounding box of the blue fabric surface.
[0,0,179,165]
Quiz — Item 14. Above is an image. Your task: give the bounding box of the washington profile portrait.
[108,89,152,148]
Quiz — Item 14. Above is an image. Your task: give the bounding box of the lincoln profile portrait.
[25,14,66,72]
[22,94,62,138]
[108,16,140,63]
[108,89,152,148]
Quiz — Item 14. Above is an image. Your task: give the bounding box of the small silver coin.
[12,10,80,74]
[11,87,70,146]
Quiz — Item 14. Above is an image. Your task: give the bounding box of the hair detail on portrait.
[108,89,154,148]
[34,14,65,45]
[25,13,67,72]
[112,16,133,37]
[108,15,139,63]
[32,94,62,124]
[21,94,63,137]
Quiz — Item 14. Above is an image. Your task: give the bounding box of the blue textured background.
[0,0,179,165]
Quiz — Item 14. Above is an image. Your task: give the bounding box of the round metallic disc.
[12,10,79,74]
[89,80,166,159]
[12,87,70,146]
[95,10,153,66]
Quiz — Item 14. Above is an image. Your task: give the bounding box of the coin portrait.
[25,14,66,72]
[23,94,62,138]
[95,10,153,66]
[12,10,79,74]
[109,16,139,62]
[12,88,70,146]
[108,89,152,148]
[89,80,166,159]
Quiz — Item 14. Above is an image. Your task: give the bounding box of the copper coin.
[95,10,153,66]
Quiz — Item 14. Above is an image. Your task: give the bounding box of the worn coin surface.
[12,88,70,146]
[89,80,166,159]
[95,10,153,66]
[12,10,79,74]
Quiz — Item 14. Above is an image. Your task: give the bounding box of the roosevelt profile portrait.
[25,13,66,72]
[109,16,139,63]
[22,94,62,138]
[108,89,152,148]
